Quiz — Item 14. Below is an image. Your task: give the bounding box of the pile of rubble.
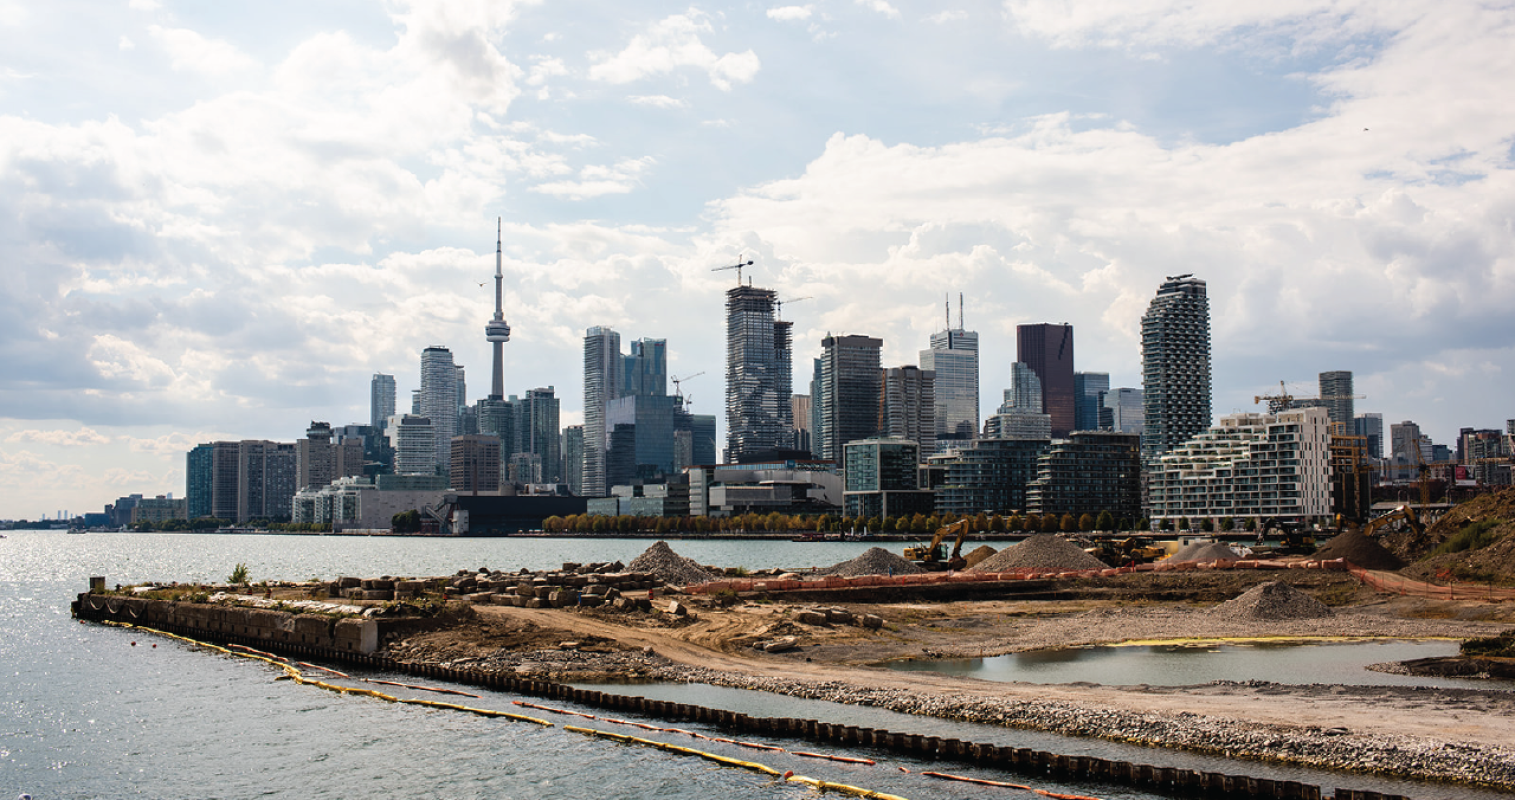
[627,541,716,585]
[326,562,665,612]
[970,534,1107,572]
[819,546,924,577]
[1210,581,1333,620]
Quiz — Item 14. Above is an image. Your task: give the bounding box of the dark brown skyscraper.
[1016,323,1075,438]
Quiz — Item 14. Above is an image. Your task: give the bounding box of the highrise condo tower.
[420,345,459,471]
[485,218,512,400]
[1141,274,1211,465]
[725,284,793,463]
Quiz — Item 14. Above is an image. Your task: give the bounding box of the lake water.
[3,531,1506,800]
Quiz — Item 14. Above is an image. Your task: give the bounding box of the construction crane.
[776,295,812,320]
[1254,380,1364,415]
[671,372,704,407]
[711,255,754,285]
[1253,381,1295,414]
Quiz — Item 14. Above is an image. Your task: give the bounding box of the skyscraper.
[519,387,562,483]
[186,444,213,519]
[1017,323,1076,438]
[562,425,584,495]
[814,334,882,470]
[420,345,459,471]
[725,285,792,463]
[625,338,667,396]
[1355,412,1384,460]
[370,374,395,432]
[583,326,623,496]
[919,297,979,449]
[1073,372,1109,432]
[881,365,935,454]
[388,414,436,476]
[1318,370,1354,429]
[486,217,512,400]
[1141,275,1211,465]
[1101,387,1144,433]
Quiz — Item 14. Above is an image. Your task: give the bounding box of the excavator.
[904,519,972,571]
[1338,505,1424,538]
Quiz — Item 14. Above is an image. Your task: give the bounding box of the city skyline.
[3,2,1515,517]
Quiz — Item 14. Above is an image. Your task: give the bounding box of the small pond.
[884,639,1515,689]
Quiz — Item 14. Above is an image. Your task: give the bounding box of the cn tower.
[485,217,511,400]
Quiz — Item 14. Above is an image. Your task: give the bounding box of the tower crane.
[711,255,754,285]
[776,295,812,320]
[671,371,705,408]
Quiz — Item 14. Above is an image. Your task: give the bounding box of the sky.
[2,0,1513,519]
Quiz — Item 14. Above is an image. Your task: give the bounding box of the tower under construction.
[725,285,792,463]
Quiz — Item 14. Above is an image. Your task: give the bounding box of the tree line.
[540,510,1147,535]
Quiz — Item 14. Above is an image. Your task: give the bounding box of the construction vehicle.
[1085,536,1167,566]
[1360,505,1424,538]
[904,519,972,571]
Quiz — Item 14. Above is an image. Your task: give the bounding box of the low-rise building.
[932,438,1048,515]
[1026,432,1140,520]
[1147,407,1332,526]
[687,460,841,517]
[843,437,935,518]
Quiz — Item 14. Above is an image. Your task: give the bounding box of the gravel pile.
[970,534,1107,572]
[963,545,998,569]
[820,547,925,577]
[1168,541,1241,563]
[1211,581,1332,620]
[1314,529,1405,570]
[626,541,714,586]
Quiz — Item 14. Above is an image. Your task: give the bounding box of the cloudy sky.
[2,0,1513,519]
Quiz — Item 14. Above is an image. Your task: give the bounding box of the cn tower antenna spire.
[485,216,511,400]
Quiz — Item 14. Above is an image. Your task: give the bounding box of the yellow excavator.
[904,519,972,571]
[1341,505,1424,538]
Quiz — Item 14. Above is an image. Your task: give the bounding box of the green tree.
[1177,516,1190,531]
[1042,514,1061,533]
[1198,517,1214,532]
[1077,513,1095,531]
[990,514,1007,533]
[1219,517,1234,532]
[392,510,421,533]
[1096,510,1115,531]
[1059,513,1077,532]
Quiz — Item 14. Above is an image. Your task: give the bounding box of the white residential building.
[1147,407,1332,524]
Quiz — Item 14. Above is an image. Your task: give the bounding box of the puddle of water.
[885,640,1515,689]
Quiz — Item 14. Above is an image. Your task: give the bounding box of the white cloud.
[532,157,656,199]
[589,11,761,91]
[0,1,28,25]
[119,35,135,50]
[767,5,814,21]
[928,10,968,23]
[88,335,179,388]
[526,55,568,86]
[629,94,687,109]
[1001,0,1409,50]
[855,0,901,19]
[6,427,113,447]
[148,25,260,76]
[128,0,162,10]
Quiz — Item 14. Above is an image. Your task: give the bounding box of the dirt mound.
[963,545,998,569]
[1211,581,1333,620]
[1314,528,1404,571]
[1383,487,1515,561]
[970,534,1106,572]
[820,547,925,577]
[1401,521,1515,584]
[1168,541,1240,563]
[626,541,714,586]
